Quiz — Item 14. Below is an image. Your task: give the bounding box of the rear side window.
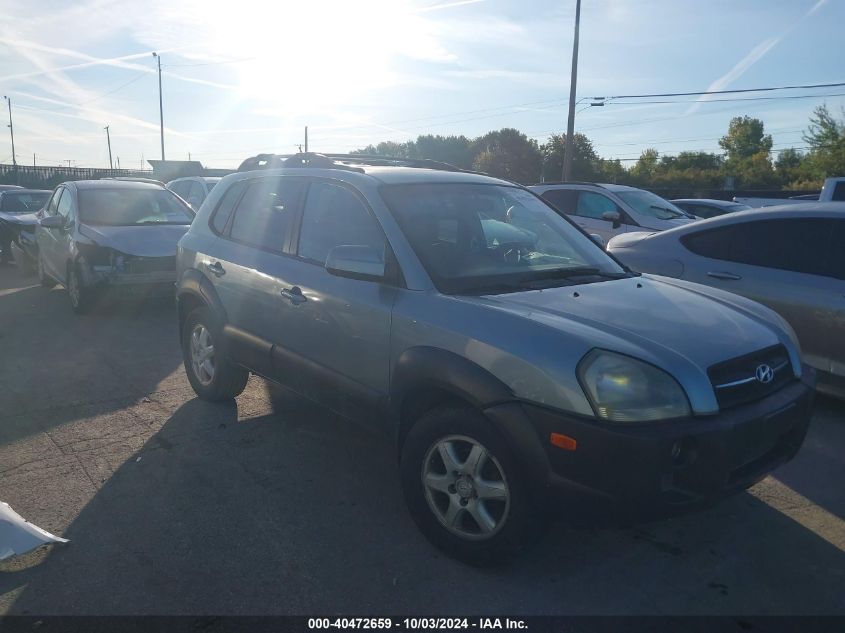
[683,219,834,277]
[210,181,246,235]
[169,181,190,198]
[297,182,385,266]
[229,178,304,252]
[541,189,577,214]
[832,182,845,202]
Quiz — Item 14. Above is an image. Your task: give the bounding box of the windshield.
[0,191,50,214]
[383,183,628,295]
[78,188,194,226]
[616,189,690,220]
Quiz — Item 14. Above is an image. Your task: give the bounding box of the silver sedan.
[607,202,845,399]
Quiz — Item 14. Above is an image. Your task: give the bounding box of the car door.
[40,187,72,279]
[542,188,630,242]
[270,179,397,422]
[679,218,843,376]
[204,176,306,378]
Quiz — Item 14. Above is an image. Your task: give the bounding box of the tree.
[351,141,413,157]
[774,148,805,187]
[410,134,474,169]
[628,148,659,184]
[539,133,599,182]
[719,116,773,159]
[719,117,775,188]
[800,104,845,183]
[471,128,542,184]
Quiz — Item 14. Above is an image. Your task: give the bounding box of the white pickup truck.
[734,176,845,208]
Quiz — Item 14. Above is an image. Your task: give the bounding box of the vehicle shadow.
[0,263,183,447]
[3,383,844,615]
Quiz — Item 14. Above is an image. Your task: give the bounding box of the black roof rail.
[236,152,470,174]
[529,181,606,187]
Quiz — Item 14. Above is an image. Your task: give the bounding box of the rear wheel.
[400,403,544,565]
[37,253,55,288]
[182,306,249,401]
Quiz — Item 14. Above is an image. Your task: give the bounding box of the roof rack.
[529,181,605,187]
[236,152,467,174]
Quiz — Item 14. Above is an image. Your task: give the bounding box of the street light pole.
[3,96,16,167]
[104,125,113,170]
[152,52,165,161]
[562,0,581,182]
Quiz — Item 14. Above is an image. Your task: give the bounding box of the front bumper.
[485,367,815,516]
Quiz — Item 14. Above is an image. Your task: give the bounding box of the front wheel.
[400,404,544,565]
[67,263,94,314]
[181,306,249,401]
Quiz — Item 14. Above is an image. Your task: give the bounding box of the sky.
[0,0,843,170]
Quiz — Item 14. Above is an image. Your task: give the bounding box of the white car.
[529,182,697,243]
[166,177,222,210]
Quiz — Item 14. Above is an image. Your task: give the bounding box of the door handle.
[281,286,307,305]
[205,261,225,277]
[707,271,742,281]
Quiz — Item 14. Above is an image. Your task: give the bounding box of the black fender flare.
[176,268,228,342]
[390,347,551,490]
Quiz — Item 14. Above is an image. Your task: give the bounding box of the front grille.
[125,256,176,274]
[708,344,794,409]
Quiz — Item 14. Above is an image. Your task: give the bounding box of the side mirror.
[39,215,65,229]
[602,210,622,229]
[326,245,385,281]
[589,233,606,248]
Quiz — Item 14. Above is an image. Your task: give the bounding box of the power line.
[605,91,845,106]
[604,81,845,100]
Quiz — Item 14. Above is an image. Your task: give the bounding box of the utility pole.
[152,52,165,160]
[116,156,121,170]
[562,0,581,182]
[304,126,308,153]
[104,125,113,170]
[3,96,16,169]
[33,153,35,167]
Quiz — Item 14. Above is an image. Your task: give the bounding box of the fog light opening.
[671,437,696,466]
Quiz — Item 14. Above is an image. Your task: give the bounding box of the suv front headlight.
[577,350,690,422]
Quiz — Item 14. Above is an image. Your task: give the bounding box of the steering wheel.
[490,241,528,264]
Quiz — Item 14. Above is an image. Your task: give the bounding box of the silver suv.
[529,182,697,243]
[176,154,813,563]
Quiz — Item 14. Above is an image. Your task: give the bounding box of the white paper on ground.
[0,501,68,561]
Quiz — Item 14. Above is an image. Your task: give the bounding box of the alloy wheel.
[421,435,510,540]
[190,324,215,385]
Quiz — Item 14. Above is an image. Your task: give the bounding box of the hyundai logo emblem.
[755,364,774,384]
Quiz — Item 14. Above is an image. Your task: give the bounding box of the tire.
[400,403,544,565]
[37,253,55,288]
[182,306,249,401]
[67,262,94,314]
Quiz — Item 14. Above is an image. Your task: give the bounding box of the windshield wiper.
[649,204,686,219]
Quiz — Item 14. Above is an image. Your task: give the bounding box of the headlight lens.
[577,350,690,422]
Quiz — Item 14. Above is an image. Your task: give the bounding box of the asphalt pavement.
[0,262,843,615]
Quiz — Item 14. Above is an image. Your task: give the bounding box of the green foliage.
[799,104,845,184]
[719,116,773,159]
[538,133,600,182]
[471,128,542,184]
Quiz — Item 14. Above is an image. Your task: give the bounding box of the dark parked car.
[175,153,812,563]
[671,198,752,219]
[0,189,51,265]
[36,180,194,313]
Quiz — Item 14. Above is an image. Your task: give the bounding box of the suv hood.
[79,224,189,258]
[471,275,783,373]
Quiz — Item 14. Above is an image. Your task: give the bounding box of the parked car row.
[0,157,829,564]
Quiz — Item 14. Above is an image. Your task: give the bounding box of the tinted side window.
[56,189,73,219]
[681,226,736,260]
[229,178,304,252]
[576,192,618,220]
[169,181,190,198]
[297,182,385,266]
[46,189,62,215]
[829,219,845,280]
[210,181,246,235]
[832,182,845,202]
[691,204,720,219]
[729,219,832,276]
[187,180,206,206]
[542,189,577,214]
